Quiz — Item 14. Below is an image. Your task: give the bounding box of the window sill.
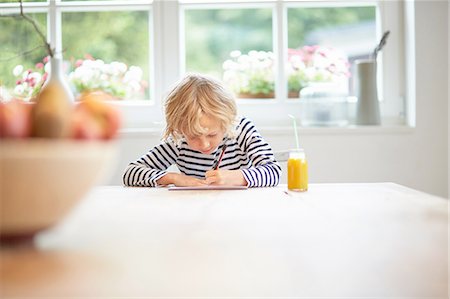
[119,124,414,138]
[259,124,414,136]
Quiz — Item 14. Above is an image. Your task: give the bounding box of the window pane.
[62,0,148,1]
[0,13,47,101]
[62,11,150,100]
[184,8,274,98]
[287,5,376,98]
[0,0,45,2]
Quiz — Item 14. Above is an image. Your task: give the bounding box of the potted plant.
[12,54,147,101]
[68,55,146,100]
[222,50,275,99]
[287,46,351,98]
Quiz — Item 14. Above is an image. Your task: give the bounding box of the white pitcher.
[354,59,380,125]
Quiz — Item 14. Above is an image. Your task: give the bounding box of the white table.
[1,183,448,297]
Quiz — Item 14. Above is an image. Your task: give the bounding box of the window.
[0,10,47,98]
[0,0,152,104]
[0,0,405,129]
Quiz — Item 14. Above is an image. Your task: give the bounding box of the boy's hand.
[205,170,247,186]
[157,173,207,187]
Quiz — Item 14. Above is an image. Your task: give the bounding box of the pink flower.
[35,62,44,69]
[318,51,327,58]
[84,53,94,60]
[75,59,84,67]
[43,56,50,63]
[327,64,336,73]
[28,78,36,87]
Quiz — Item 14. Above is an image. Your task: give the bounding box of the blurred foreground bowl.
[0,139,118,242]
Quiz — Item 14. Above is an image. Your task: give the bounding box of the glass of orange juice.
[287,148,308,192]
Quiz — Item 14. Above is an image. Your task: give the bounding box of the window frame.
[0,0,406,129]
[178,0,406,128]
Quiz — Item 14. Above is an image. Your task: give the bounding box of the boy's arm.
[204,169,247,186]
[237,119,282,187]
[157,172,208,187]
[122,142,178,187]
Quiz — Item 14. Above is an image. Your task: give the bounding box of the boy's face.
[184,114,225,155]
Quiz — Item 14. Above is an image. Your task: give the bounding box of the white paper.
[168,185,248,191]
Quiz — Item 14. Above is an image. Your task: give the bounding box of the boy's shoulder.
[235,116,255,130]
[159,137,181,150]
[234,116,260,139]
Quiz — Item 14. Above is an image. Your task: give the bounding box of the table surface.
[1,183,448,298]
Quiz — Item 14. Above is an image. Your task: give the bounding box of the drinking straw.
[288,114,300,149]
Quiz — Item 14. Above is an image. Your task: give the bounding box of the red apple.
[0,100,33,138]
[72,92,122,140]
[71,106,104,140]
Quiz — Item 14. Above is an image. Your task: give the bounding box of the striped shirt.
[123,117,282,187]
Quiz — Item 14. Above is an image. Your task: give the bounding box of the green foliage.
[1,10,149,99]
[288,71,307,93]
[244,73,275,95]
[0,13,47,88]
[288,6,375,48]
[185,8,273,77]
[62,10,149,98]
[222,50,275,96]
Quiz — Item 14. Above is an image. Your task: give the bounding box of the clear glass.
[287,5,376,99]
[0,13,47,101]
[299,83,349,127]
[62,11,150,100]
[287,148,308,192]
[184,7,274,99]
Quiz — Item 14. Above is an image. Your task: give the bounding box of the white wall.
[108,1,449,198]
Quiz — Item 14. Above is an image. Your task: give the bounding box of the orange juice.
[287,149,308,191]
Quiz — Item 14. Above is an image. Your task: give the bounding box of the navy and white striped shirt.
[123,117,281,187]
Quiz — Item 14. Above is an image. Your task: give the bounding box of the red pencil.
[214,144,227,170]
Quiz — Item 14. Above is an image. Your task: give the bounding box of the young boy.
[123,74,281,187]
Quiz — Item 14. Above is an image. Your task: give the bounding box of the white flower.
[290,55,304,69]
[127,81,141,93]
[13,85,25,95]
[115,62,128,74]
[257,51,270,61]
[237,55,250,68]
[100,74,109,81]
[126,66,143,81]
[44,62,51,73]
[223,70,236,83]
[22,71,30,80]
[230,50,241,58]
[248,50,258,59]
[222,59,232,70]
[67,58,146,99]
[29,72,42,83]
[259,59,273,69]
[222,50,275,95]
[13,65,24,77]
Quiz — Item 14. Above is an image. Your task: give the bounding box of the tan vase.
[31,57,74,138]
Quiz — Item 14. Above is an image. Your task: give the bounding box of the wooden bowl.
[0,139,117,242]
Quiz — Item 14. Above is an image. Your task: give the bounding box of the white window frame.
[177,0,406,128]
[1,0,405,130]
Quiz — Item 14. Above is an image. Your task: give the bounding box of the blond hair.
[163,73,237,142]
